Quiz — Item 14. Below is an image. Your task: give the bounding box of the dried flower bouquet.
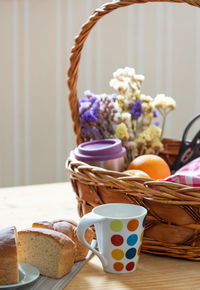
[78,67,176,167]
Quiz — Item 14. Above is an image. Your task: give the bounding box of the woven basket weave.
[67,0,200,260]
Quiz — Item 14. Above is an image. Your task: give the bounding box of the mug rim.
[92,203,147,219]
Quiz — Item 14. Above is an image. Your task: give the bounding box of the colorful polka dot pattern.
[110,220,123,232]
[111,235,124,246]
[110,219,143,272]
[126,262,135,271]
[127,234,138,246]
[126,248,137,259]
[111,249,124,260]
[127,219,139,231]
[113,262,124,271]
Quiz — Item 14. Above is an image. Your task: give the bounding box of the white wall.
[0,0,200,187]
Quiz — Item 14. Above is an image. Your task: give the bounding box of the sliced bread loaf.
[18,227,76,278]
[32,219,94,261]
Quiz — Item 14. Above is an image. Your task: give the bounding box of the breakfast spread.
[1,0,200,286]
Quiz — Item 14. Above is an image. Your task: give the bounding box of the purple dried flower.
[84,90,95,98]
[81,126,103,140]
[79,98,90,103]
[153,109,158,118]
[79,101,91,115]
[94,128,103,138]
[153,121,160,126]
[81,126,93,137]
[111,93,117,101]
[84,90,98,103]
[79,90,117,140]
[81,110,98,126]
[130,100,142,118]
[91,99,100,118]
[103,120,108,127]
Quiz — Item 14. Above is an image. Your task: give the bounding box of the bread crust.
[18,227,75,248]
[0,226,18,285]
[32,219,94,261]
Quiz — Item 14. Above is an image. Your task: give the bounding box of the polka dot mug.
[77,203,147,274]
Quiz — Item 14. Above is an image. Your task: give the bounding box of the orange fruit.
[123,169,150,178]
[127,154,170,179]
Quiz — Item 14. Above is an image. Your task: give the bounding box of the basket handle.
[67,0,200,145]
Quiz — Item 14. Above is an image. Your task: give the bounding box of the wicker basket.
[67,0,200,260]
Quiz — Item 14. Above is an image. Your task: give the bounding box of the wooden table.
[0,182,200,290]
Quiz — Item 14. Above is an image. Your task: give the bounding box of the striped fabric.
[165,157,200,187]
[24,240,96,290]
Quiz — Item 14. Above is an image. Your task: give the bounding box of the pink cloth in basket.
[164,157,200,187]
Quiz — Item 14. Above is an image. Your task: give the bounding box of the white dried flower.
[125,67,136,77]
[113,68,127,79]
[141,94,153,103]
[134,74,145,82]
[109,79,128,92]
[153,94,176,110]
[130,81,139,92]
[110,67,144,98]
[121,112,132,122]
[113,112,122,123]
[153,94,176,139]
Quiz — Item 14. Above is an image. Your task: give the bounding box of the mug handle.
[76,211,108,266]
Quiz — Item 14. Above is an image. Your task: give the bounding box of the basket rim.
[66,155,200,205]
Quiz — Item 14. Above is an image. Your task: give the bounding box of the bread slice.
[0,226,19,285]
[32,219,94,262]
[18,227,76,278]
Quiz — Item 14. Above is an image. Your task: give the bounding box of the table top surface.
[1,182,200,290]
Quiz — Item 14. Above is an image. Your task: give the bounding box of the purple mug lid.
[74,139,126,162]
